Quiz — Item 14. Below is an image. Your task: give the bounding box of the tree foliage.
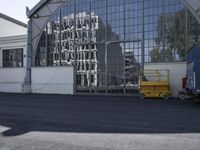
[150,9,200,63]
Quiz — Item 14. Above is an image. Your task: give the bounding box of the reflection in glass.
[35,0,200,94]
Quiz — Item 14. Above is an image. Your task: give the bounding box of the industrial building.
[0,13,27,93]
[1,0,200,97]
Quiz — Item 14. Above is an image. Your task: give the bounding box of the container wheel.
[179,94,186,100]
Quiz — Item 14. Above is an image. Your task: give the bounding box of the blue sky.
[0,0,40,23]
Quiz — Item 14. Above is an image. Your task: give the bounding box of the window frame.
[2,48,24,68]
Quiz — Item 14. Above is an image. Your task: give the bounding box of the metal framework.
[27,0,200,59]
[180,0,200,24]
[27,0,200,95]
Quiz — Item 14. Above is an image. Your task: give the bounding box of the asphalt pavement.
[0,93,200,150]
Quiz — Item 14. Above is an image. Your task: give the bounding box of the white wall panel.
[31,66,74,95]
[0,68,26,93]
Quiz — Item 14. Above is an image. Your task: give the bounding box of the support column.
[24,20,32,93]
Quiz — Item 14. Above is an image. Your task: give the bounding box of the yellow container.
[139,70,171,99]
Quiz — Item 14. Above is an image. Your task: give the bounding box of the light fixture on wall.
[33,13,39,18]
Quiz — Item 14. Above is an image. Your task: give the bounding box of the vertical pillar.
[24,19,32,93]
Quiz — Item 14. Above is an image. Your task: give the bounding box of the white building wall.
[0,68,26,93]
[0,35,27,68]
[144,62,187,97]
[0,18,27,37]
[0,35,27,93]
[31,66,74,95]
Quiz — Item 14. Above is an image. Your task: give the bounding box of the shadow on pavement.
[0,93,200,136]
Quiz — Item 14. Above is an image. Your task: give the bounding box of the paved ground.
[0,93,200,150]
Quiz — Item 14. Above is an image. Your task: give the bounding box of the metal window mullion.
[123,0,126,95]
[74,0,77,95]
[141,0,145,70]
[89,1,92,94]
[21,48,24,67]
[45,26,48,66]
[162,2,166,62]
[105,0,108,95]
[185,8,188,61]
[59,9,62,66]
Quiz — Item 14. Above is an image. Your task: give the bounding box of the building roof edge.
[27,0,48,18]
[0,13,27,28]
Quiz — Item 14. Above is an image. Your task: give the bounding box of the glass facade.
[3,49,23,68]
[35,0,200,94]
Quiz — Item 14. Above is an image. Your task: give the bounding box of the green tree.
[187,12,200,50]
[150,9,200,63]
